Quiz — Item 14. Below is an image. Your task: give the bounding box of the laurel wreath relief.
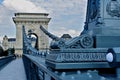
[106,0,120,17]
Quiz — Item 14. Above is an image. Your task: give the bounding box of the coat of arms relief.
[106,0,120,17]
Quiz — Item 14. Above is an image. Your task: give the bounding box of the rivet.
[77,70,81,74]
[61,72,66,77]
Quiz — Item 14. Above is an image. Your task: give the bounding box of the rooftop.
[14,13,49,18]
[61,34,72,39]
[8,38,16,42]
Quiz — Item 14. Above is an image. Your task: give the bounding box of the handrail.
[22,26,62,80]
[0,55,15,70]
[23,54,62,80]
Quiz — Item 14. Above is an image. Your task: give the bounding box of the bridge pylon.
[13,13,51,56]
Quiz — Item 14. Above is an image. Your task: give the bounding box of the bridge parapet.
[21,0,120,79]
[23,54,62,80]
[0,55,15,70]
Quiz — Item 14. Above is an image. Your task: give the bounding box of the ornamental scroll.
[106,0,120,17]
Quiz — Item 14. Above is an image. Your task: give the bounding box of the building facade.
[2,35,16,50]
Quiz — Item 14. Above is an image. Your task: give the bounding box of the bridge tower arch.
[28,32,39,50]
[13,13,51,56]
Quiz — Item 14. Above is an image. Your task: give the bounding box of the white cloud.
[0,5,16,41]
[0,16,1,23]
[0,0,48,41]
[50,27,80,37]
[32,0,87,16]
[37,0,87,36]
[0,0,87,41]
[2,0,47,13]
[0,37,3,42]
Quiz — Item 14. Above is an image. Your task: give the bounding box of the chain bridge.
[1,0,120,80]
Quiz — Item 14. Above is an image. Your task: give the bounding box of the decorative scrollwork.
[58,39,65,47]
[106,0,120,17]
[80,34,94,48]
[90,0,98,19]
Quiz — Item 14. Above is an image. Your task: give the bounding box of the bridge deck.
[0,58,27,80]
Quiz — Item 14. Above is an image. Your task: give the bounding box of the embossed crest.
[106,0,120,17]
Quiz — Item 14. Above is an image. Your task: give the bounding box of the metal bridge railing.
[22,25,47,56]
[22,25,61,80]
[0,55,15,70]
[23,54,62,80]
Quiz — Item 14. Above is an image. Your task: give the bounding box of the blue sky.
[0,0,87,41]
[0,0,3,4]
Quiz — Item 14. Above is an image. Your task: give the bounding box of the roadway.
[0,58,27,80]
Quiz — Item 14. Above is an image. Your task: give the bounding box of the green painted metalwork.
[22,0,120,80]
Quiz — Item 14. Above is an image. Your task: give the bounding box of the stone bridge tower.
[13,13,51,56]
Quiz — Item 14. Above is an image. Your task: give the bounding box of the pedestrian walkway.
[0,58,27,80]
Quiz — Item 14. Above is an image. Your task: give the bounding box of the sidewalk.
[0,58,27,80]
